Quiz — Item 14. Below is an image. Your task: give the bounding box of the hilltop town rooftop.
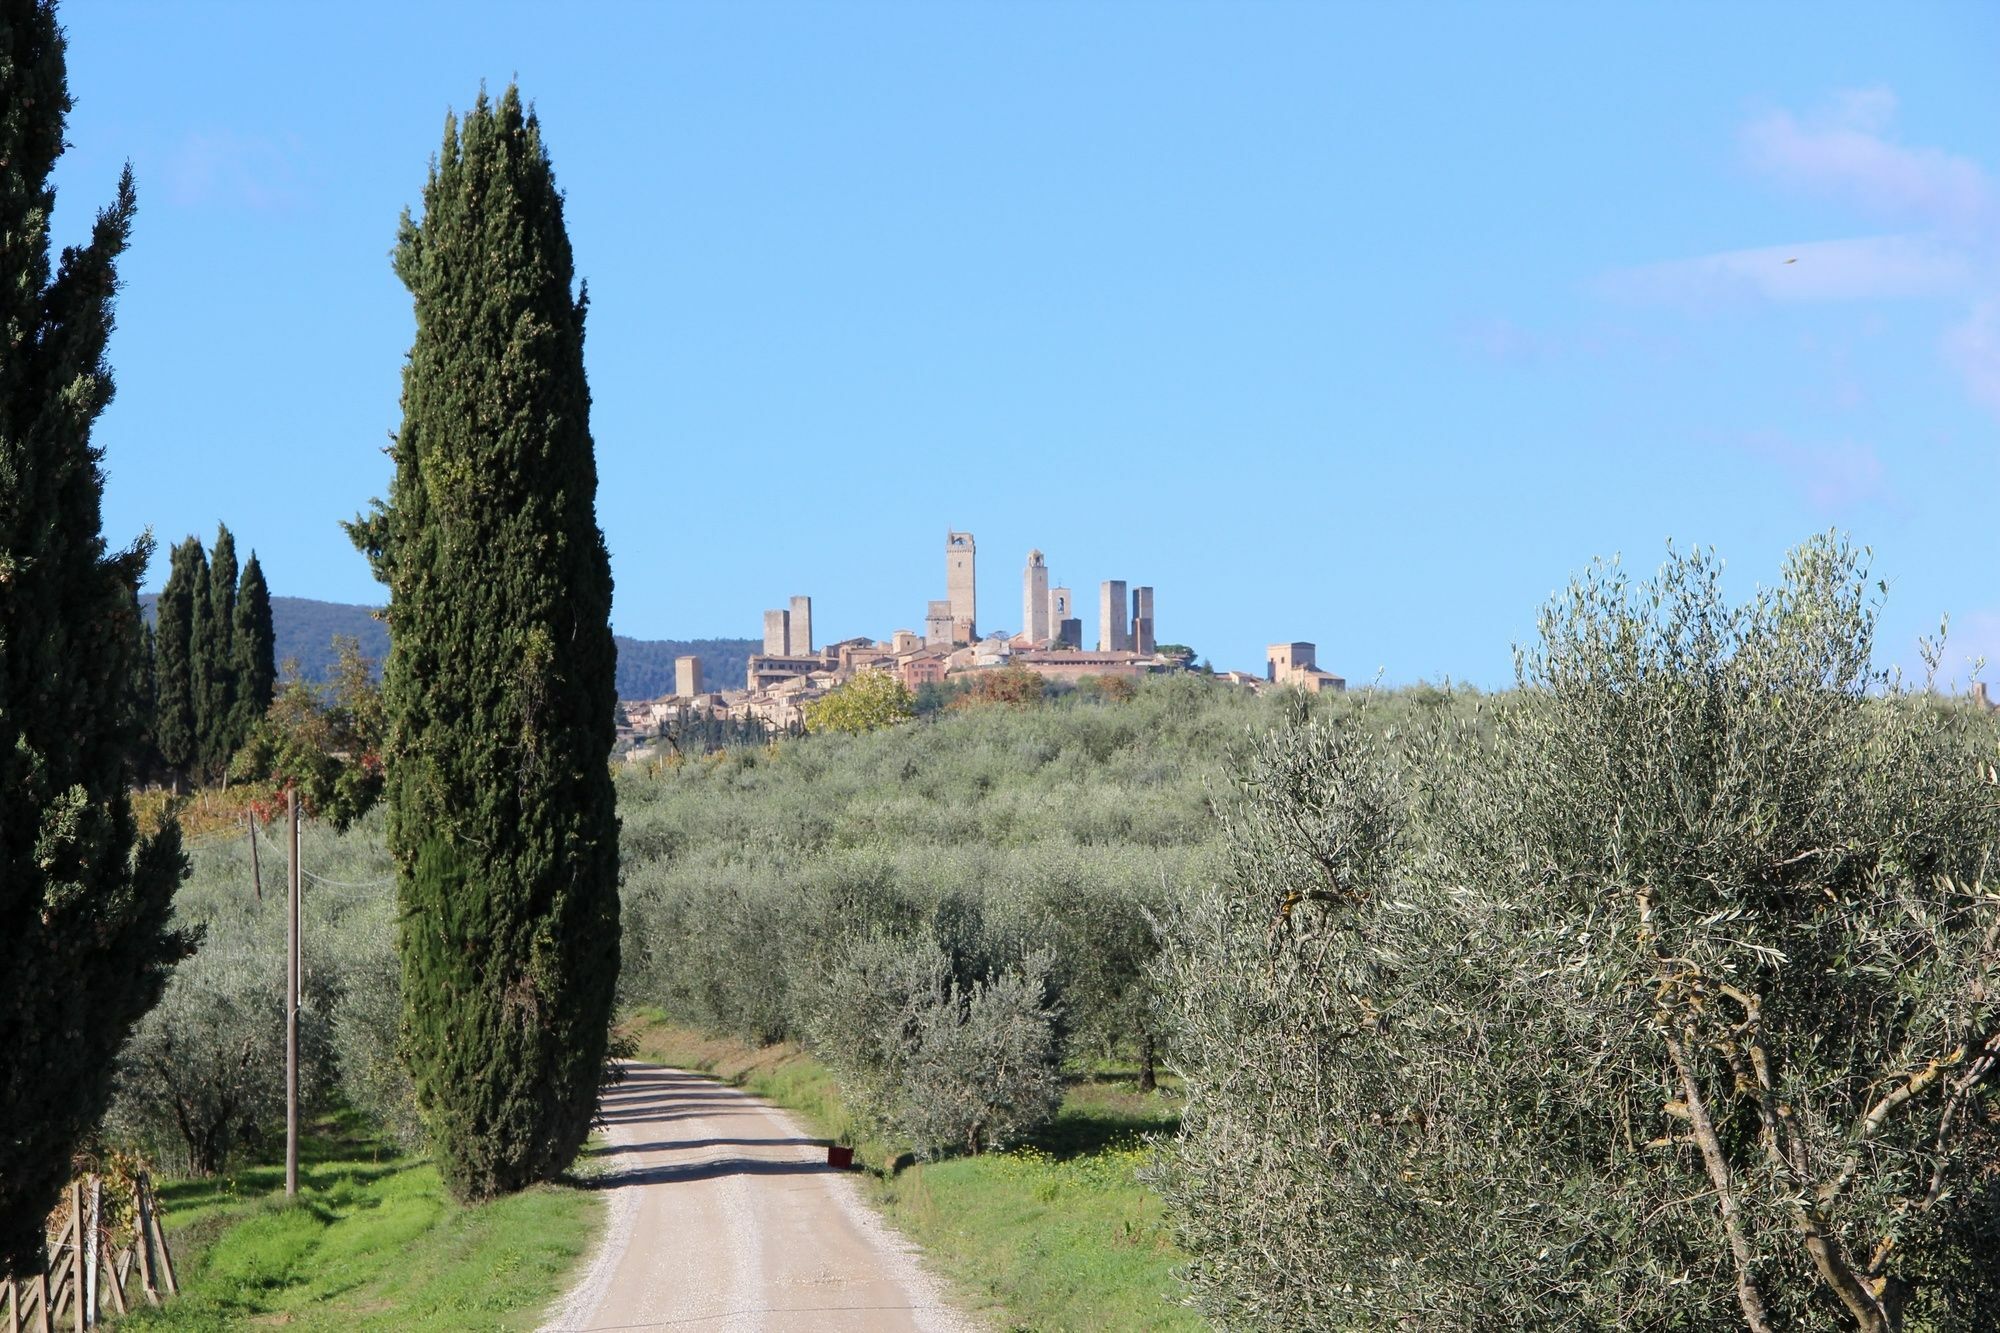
[617,530,1344,744]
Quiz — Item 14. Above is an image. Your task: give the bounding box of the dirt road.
[542,1062,976,1332]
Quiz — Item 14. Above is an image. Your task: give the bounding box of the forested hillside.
[142,593,753,697]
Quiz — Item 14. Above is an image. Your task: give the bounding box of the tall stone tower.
[925,600,955,647]
[1130,586,1155,655]
[762,609,789,656]
[788,595,814,656]
[1023,550,1050,645]
[1099,580,1130,652]
[1049,586,1078,648]
[946,530,976,643]
[674,655,702,697]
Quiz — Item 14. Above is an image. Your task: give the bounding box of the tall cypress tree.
[202,522,238,771]
[187,536,218,778]
[348,86,619,1200]
[152,535,202,780]
[0,0,190,1276]
[128,594,159,779]
[229,550,275,745]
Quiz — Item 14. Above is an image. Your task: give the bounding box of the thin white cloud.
[1601,234,1969,309]
[164,131,307,212]
[1737,431,1891,511]
[1741,88,1993,229]
[1942,300,2000,416]
[1597,88,2000,423]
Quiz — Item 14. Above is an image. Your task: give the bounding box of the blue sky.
[52,2,2000,686]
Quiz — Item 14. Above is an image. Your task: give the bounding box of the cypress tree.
[187,537,218,778]
[128,595,159,779]
[202,522,237,771]
[348,86,619,1200]
[229,550,275,744]
[152,535,202,780]
[0,0,190,1276]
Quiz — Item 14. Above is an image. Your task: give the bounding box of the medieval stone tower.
[1023,550,1050,644]
[1049,585,1078,648]
[1099,580,1130,652]
[947,531,977,643]
[1131,586,1155,655]
[788,595,814,655]
[674,655,702,697]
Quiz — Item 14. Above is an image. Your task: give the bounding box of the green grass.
[626,1011,1204,1332]
[117,1110,603,1331]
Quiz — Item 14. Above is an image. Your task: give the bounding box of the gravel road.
[541,1061,977,1332]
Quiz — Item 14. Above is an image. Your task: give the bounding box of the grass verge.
[117,1110,603,1331]
[623,1010,1202,1332]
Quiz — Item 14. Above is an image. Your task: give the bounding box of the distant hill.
[141,594,753,699]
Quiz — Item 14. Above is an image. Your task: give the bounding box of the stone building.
[925,599,955,647]
[1267,641,1346,694]
[1012,650,1156,683]
[762,608,789,656]
[748,653,823,691]
[674,654,702,698]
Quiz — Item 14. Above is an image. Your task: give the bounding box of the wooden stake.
[132,1181,157,1307]
[248,809,263,901]
[105,1255,127,1319]
[148,1203,176,1298]
[67,1182,82,1333]
[29,1273,49,1333]
[3,1277,17,1333]
[85,1177,98,1328]
[287,786,301,1200]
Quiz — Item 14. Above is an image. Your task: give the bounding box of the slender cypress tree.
[202,522,238,771]
[0,0,190,1276]
[128,595,159,779]
[187,537,219,778]
[152,535,202,780]
[229,550,275,745]
[348,86,619,1200]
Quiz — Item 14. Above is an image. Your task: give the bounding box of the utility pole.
[286,787,300,1199]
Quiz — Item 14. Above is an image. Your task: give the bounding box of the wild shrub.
[1158,536,2000,1331]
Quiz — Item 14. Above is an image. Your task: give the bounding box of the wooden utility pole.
[285,788,300,1199]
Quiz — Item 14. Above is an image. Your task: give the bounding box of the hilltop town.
[618,530,1346,745]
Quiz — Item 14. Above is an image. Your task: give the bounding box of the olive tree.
[1159,536,2000,1331]
[797,929,1064,1159]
